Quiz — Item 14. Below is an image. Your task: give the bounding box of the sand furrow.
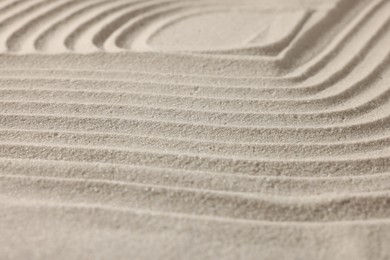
[3,89,390,126]
[2,113,390,143]
[3,128,390,158]
[35,0,132,52]
[3,157,390,196]
[0,25,389,102]
[0,0,389,258]
[2,142,390,178]
[3,174,390,222]
[3,80,390,114]
[0,0,384,78]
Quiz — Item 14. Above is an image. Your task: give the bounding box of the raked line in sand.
[0,0,390,259]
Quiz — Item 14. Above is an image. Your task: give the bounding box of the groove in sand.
[1,0,390,259]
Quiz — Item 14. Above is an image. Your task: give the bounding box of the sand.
[0,0,389,259]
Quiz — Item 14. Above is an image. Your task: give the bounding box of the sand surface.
[0,0,390,259]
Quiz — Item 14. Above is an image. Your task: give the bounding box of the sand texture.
[0,0,390,259]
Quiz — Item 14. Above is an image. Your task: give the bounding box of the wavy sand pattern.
[0,0,390,259]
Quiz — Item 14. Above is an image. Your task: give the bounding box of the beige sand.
[0,0,390,259]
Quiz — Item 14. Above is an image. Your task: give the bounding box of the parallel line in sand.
[3,174,390,222]
[0,0,386,79]
[3,82,390,113]
[2,113,390,143]
[1,34,389,105]
[3,158,390,196]
[3,128,390,158]
[2,94,390,126]
[0,56,387,102]
[2,142,390,177]
[6,198,390,226]
[1,0,390,251]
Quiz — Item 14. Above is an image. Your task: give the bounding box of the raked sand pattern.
[0,0,390,259]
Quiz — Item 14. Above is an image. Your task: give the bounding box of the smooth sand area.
[0,0,390,259]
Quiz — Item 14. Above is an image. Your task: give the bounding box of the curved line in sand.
[2,1,390,248]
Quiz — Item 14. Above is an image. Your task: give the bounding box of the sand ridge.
[0,0,390,259]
